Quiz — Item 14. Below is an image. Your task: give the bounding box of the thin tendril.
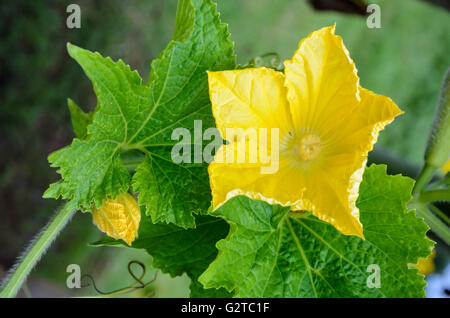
[80,260,158,297]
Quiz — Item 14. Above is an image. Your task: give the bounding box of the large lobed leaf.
[199,165,434,297]
[44,0,235,228]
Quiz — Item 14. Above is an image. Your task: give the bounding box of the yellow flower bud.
[413,249,436,276]
[92,192,141,245]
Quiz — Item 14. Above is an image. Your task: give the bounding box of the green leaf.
[92,212,232,298]
[199,165,434,297]
[44,0,235,226]
[68,98,93,139]
[133,154,211,226]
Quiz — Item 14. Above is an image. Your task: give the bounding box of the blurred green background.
[0,0,449,297]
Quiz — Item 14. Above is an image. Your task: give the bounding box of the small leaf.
[92,192,141,245]
[67,98,93,139]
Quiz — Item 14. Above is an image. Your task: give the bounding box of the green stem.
[418,189,450,203]
[122,159,145,172]
[120,150,146,172]
[413,164,436,196]
[427,175,450,190]
[415,203,450,245]
[429,204,450,225]
[0,204,75,298]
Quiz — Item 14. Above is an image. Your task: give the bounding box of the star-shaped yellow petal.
[92,192,141,245]
[208,67,294,136]
[208,25,402,238]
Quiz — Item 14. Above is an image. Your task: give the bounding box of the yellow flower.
[413,249,436,276]
[208,25,402,238]
[92,192,141,245]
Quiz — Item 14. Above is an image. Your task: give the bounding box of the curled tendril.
[80,260,158,297]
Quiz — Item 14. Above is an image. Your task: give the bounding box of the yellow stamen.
[298,134,322,161]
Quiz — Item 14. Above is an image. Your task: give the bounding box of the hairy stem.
[0,204,75,298]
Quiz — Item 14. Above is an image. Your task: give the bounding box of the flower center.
[298,134,322,161]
